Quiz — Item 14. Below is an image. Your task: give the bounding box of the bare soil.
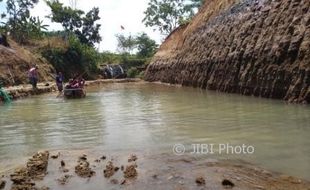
[0,150,309,190]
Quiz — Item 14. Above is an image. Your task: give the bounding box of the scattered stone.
[195,176,206,186]
[10,167,36,190]
[79,154,87,161]
[100,155,106,160]
[94,159,101,163]
[114,166,120,172]
[152,174,158,179]
[0,180,6,189]
[120,179,126,185]
[75,159,95,178]
[121,165,124,171]
[124,165,138,179]
[26,151,49,180]
[50,153,59,159]
[110,179,119,184]
[61,160,65,167]
[57,175,72,185]
[62,168,69,173]
[103,162,117,178]
[222,179,235,188]
[128,154,137,162]
[9,151,50,190]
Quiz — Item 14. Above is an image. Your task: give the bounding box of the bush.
[127,67,139,78]
[137,71,145,79]
[42,34,100,79]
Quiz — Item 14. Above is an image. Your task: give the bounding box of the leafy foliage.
[77,7,101,46]
[116,33,158,57]
[46,0,83,31]
[127,67,139,78]
[1,0,48,43]
[115,34,136,54]
[46,0,101,46]
[135,32,158,58]
[42,35,100,79]
[143,0,205,36]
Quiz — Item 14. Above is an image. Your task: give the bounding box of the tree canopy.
[46,0,101,47]
[115,34,136,54]
[0,0,48,43]
[143,0,205,36]
[135,32,158,58]
[116,33,158,58]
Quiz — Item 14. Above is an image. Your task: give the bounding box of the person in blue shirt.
[56,72,64,92]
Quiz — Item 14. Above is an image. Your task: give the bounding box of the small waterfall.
[102,65,126,79]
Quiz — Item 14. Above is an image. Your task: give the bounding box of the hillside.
[145,0,310,103]
[0,39,55,86]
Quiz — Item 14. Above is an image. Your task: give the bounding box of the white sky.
[1,0,163,52]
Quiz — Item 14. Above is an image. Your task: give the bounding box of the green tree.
[135,32,158,58]
[0,0,47,43]
[143,0,205,36]
[46,0,101,46]
[77,7,101,46]
[115,34,136,54]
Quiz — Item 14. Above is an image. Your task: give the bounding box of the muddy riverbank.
[0,79,141,103]
[0,150,309,190]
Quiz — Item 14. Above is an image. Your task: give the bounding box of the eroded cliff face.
[145,0,310,103]
[0,40,54,86]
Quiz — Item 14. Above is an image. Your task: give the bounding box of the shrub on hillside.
[42,35,99,79]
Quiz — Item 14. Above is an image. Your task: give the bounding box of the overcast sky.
[0,0,163,52]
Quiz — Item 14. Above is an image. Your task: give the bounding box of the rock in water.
[100,155,107,160]
[222,179,235,188]
[75,159,95,178]
[103,162,117,178]
[195,176,206,186]
[128,154,138,162]
[110,179,119,184]
[79,154,87,161]
[9,151,50,190]
[124,165,138,179]
[57,175,72,185]
[61,160,65,167]
[51,155,58,159]
[26,151,49,180]
[0,180,6,189]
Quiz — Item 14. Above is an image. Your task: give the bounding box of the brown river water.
[0,82,309,180]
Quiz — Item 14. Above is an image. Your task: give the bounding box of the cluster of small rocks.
[10,151,50,190]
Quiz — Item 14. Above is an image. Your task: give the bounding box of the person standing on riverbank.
[28,65,38,89]
[56,72,64,92]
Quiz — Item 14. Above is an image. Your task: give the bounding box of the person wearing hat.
[28,65,39,89]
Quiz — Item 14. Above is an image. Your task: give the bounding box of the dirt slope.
[0,39,55,86]
[145,0,310,103]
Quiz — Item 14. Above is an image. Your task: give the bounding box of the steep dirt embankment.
[0,40,55,86]
[145,0,310,103]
